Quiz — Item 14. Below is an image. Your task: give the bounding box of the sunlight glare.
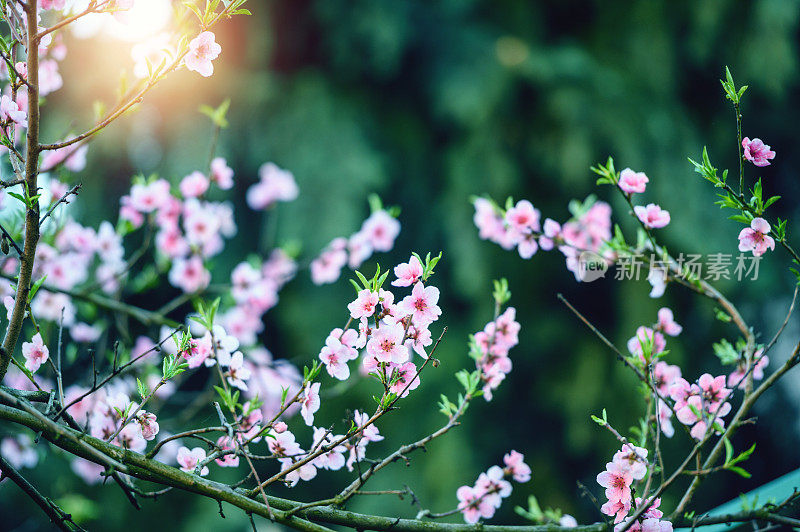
[105,0,172,42]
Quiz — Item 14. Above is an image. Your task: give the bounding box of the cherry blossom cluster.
[310,209,401,285]
[62,383,162,455]
[0,191,125,355]
[468,307,520,400]
[727,348,768,389]
[473,196,613,281]
[246,162,299,210]
[614,168,671,230]
[120,172,237,294]
[669,373,732,441]
[316,256,442,396]
[172,321,303,420]
[456,451,531,523]
[626,307,682,364]
[227,249,297,345]
[596,444,672,531]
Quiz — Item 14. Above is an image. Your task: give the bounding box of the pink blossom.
[300,382,321,426]
[627,326,666,361]
[612,444,648,481]
[168,255,210,293]
[283,458,317,486]
[656,308,682,336]
[226,351,252,391]
[653,361,681,396]
[129,179,170,213]
[738,217,775,256]
[457,485,496,524]
[22,333,49,372]
[728,350,769,389]
[319,328,359,380]
[516,232,539,259]
[210,157,234,189]
[538,218,561,250]
[473,198,507,244]
[185,31,222,77]
[742,137,775,167]
[215,436,240,467]
[181,336,211,368]
[404,324,432,358]
[697,373,730,407]
[361,210,400,252]
[179,171,210,198]
[311,427,347,471]
[71,458,105,484]
[177,446,209,476]
[392,255,424,287]
[39,145,88,173]
[0,435,38,469]
[399,282,441,327]
[641,518,673,532]
[310,246,348,285]
[268,430,303,458]
[135,411,159,441]
[388,361,420,397]
[70,322,102,343]
[618,168,649,194]
[40,0,65,10]
[0,95,27,127]
[596,461,633,504]
[634,204,670,229]
[354,409,383,442]
[475,466,513,508]
[505,200,540,233]
[118,424,146,453]
[601,499,631,524]
[156,228,190,258]
[246,162,299,210]
[649,267,666,299]
[503,450,531,482]
[658,400,674,438]
[38,60,63,96]
[366,322,407,364]
[668,378,692,409]
[273,421,288,434]
[348,289,379,320]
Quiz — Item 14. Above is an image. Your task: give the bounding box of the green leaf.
[714,308,732,323]
[354,270,370,290]
[136,377,148,400]
[713,339,739,366]
[28,275,47,303]
[724,437,733,465]
[198,98,231,128]
[349,278,362,295]
[727,466,752,478]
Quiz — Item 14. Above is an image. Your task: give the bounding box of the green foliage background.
[4,1,800,530]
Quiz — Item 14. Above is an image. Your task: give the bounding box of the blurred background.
[4,0,800,530]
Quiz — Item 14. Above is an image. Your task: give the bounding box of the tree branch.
[0,454,84,531]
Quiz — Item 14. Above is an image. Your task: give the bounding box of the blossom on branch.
[185,32,222,77]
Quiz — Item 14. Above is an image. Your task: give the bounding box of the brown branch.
[0,0,41,384]
[40,183,81,226]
